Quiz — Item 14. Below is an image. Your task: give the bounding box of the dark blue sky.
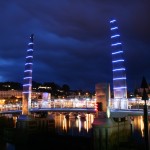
[0,0,150,92]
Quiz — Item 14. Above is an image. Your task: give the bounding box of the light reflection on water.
[2,114,150,150]
[131,115,150,143]
[10,113,150,138]
[54,112,95,137]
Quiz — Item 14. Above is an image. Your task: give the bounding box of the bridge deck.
[0,108,96,114]
[1,108,150,117]
[110,109,150,117]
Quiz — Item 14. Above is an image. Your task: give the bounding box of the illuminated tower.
[22,34,34,115]
[109,19,128,109]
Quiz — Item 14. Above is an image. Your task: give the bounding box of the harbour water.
[0,113,150,150]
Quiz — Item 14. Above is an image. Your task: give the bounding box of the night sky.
[0,1,150,92]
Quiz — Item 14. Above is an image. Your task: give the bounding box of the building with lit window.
[0,90,42,99]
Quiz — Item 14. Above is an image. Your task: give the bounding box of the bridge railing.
[0,99,96,112]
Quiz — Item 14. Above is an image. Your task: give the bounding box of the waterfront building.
[110,19,128,109]
[0,90,22,99]
[0,90,42,99]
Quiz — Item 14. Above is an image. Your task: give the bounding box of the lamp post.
[141,76,149,150]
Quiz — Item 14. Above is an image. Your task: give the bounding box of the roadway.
[0,107,96,114]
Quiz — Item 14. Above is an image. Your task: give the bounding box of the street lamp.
[141,76,149,150]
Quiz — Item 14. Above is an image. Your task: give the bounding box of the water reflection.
[131,115,150,148]
[54,112,95,137]
[2,114,150,150]
[133,115,150,138]
[6,143,15,150]
[140,116,144,137]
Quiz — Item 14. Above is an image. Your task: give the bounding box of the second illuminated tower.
[110,19,128,109]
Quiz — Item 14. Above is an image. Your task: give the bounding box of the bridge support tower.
[22,34,34,115]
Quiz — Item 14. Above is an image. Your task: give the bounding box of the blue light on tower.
[110,19,128,109]
[22,34,34,115]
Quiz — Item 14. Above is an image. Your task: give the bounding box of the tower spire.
[30,34,34,42]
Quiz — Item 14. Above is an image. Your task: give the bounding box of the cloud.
[0,0,149,92]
